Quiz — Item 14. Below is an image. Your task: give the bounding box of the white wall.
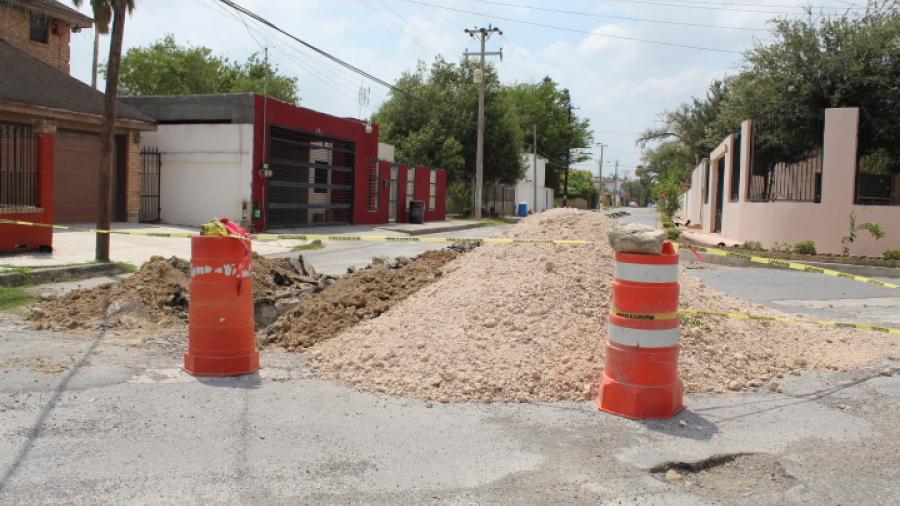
[378,142,395,162]
[517,154,552,212]
[141,124,254,228]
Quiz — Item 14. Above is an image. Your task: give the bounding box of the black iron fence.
[748,123,822,203]
[139,147,161,222]
[0,122,38,209]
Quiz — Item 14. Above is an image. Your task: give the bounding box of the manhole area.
[651,453,796,498]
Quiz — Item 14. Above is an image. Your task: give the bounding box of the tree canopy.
[505,78,593,191]
[374,57,523,184]
[373,57,594,192]
[115,35,299,103]
[639,4,900,197]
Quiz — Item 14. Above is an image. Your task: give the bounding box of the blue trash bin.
[517,202,529,217]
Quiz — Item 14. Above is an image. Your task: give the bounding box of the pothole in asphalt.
[650,453,796,497]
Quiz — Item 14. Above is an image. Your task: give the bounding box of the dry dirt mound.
[27,253,332,331]
[308,208,898,402]
[260,249,461,350]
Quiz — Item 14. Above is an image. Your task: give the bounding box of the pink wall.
[685,108,900,256]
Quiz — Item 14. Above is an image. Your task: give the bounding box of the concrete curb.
[679,250,900,279]
[0,263,128,287]
[377,222,487,236]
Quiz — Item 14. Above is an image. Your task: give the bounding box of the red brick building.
[0,0,156,253]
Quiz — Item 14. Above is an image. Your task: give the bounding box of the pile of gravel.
[307,208,895,402]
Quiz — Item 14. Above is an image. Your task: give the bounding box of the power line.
[466,0,770,31]
[215,0,420,99]
[607,0,863,10]
[397,0,744,54]
[197,0,366,105]
[373,0,457,56]
[364,0,446,57]
[530,0,857,15]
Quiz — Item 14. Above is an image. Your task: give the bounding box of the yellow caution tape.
[681,308,900,335]
[682,243,900,289]
[611,308,679,320]
[0,219,598,246]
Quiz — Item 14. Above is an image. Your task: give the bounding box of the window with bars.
[29,14,49,43]
[0,123,38,209]
[428,169,437,210]
[367,165,379,211]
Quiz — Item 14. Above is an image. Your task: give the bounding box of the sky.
[66,0,856,179]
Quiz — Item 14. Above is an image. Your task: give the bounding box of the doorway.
[714,157,725,233]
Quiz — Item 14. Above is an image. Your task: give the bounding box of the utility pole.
[533,124,538,213]
[91,29,99,89]
[596,142,605,208]
[464,26,502,219]
[613,160,619,206]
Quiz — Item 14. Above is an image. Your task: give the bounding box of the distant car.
[647,203,657,208]
[628,201,638,208]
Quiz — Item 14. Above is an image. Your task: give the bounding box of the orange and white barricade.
[598,240,684,419]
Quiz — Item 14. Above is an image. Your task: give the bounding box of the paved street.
[266,224,510,275]
[0,320,897,504]
[617,208,900,328]
[1,208,898,504]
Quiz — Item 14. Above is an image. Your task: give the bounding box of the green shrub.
[743,240,763,251]
[664,226,681,241]
[792,240,817,255]
[884,248,900,260]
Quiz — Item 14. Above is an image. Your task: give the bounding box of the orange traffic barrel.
[184,236,259,376]
[598,240,683,419]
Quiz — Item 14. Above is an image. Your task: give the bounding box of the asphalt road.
[617,208,900,328]
[265,225,511,275]
[0,320,897,504]
[2,209,898,503]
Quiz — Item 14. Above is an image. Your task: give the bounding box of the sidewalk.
[0,222,301,268]
[376,219,485,235]
[681,228,742,248]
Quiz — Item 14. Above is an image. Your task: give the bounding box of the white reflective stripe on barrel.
[609,324,679,348]
[615,261,678,284]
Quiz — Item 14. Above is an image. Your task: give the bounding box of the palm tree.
[73,0,134,262]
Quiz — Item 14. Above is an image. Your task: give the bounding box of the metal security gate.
[139,147,161,222]
[388,162,399,222]
[267,126,354,227]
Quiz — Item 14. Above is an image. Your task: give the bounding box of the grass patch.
[292,240,324,252]
[115,261,139,273]
[0,286,37,311]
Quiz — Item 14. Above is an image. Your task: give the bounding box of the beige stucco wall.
[697,108,900,256]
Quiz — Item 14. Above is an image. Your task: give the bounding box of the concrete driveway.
[0,319,897,504]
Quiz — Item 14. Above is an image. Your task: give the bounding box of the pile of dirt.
[27,253,334,331]
[260,249,462,350]
[29,256,190,330]
[307,208,898,402]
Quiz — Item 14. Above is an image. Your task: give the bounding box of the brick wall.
[126,130,141,222]
[0,3,73,74]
